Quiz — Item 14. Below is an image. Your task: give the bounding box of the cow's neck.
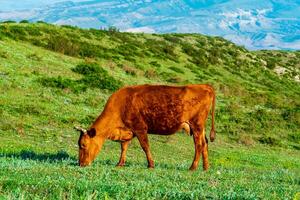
[90,112,120,139]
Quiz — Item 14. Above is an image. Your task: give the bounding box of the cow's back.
[117,84,213,135]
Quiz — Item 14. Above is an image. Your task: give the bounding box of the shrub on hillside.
[149,61,161,68]
[39,76,73,89]
[182,43,196,56]
[108,26,119,34]
[73,62,123,91]
[116,44,141,60]
[80,74,121,91]
[145,39,178,62]
[159,71,183,83]
[79,43,111,59]
[40,63,122,92]
[182,43,208,66]
[167,76,183,83]
[27,53,42,61]
[36,21,47,24]
[39,76,86,93]
[2,20,16,24]
[23,26,42,36]
[47,35,80,56]
[281,107,300,129]
[111,32,136,44]
[89,28,106,38]
[5,26,27,40]
[159,71,175,80]
[61,25,78,30]
[169,66,184,74]
[266,58,277,69]
[258,136,281,146]
[0,50,9,58]
[20,20,29,23]
[122,65,137,76]
[208,47,221,65]
[144,69,157,78]
[72,62,105,75]
[31,38,44,46]
[238,134,255,146]
[197,38,207,47]
[163,34,181,43]
[191,57,208,67]
[184,64,197,71]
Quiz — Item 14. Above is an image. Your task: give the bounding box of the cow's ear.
[87,128,96,138]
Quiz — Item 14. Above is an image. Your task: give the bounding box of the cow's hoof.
[116,163,125,167]
[148,164,155,169]
[189,166,197,171]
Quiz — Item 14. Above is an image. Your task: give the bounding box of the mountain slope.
[0,22,299,149]
[0,22,299,199]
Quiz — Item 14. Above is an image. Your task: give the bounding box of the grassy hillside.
[0,22,299,199]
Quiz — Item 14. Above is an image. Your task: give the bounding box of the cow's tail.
[209,87,216,142]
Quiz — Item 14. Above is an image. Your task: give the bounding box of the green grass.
[1,135,299,199]
[0,22,300,199]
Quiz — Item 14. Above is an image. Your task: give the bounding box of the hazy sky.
[0,0,87,11]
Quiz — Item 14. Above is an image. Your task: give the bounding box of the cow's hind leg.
[189,128,203,171]
[136,132,154,168]
[189,123,208,171]
[202,134,209,171]
[116,140,131,167]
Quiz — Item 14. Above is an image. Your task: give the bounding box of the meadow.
[0,22,299,199]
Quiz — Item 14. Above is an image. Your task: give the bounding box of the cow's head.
[75,126,104,167]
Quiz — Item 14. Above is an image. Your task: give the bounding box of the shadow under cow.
[0,150,77,164]
[94,159,188,171]
[1,150,189,170]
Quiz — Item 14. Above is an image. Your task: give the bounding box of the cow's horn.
[74,126,87,133]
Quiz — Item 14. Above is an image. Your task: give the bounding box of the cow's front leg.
[136,132,154,168]
[116,140,131,167]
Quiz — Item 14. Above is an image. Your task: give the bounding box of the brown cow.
[75,84,216,171]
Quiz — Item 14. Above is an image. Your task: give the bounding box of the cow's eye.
[80,144,87,149]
